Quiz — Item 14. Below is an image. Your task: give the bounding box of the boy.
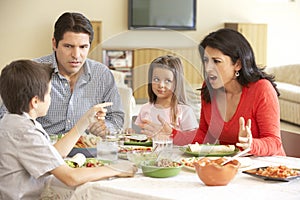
[0,60,137,200]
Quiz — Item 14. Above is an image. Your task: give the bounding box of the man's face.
[52,31,90,77]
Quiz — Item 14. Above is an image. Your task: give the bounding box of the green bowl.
[141,160,183,178]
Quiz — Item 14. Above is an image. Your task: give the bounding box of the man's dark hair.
[53,12,94,47]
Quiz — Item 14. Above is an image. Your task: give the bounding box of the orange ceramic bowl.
[194,157,240,186]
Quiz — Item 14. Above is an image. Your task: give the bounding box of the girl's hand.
[139,115,172,138]
[236,117,252,150]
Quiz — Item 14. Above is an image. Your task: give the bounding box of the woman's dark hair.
[147,55,187,127]
[199,28,279,103]
[53,12,94,47]
[0,60,54,114]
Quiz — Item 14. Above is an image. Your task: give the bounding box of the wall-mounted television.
[128,0,196,31]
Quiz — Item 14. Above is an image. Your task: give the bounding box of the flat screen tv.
[128,0,196,30]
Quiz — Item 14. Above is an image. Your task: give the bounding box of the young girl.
[135,55,198,133]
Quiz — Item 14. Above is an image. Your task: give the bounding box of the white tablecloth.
[42,156,300,200]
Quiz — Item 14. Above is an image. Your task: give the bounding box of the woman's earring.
[235,71,240,77]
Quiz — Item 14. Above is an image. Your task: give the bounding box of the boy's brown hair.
[0,60,54,114]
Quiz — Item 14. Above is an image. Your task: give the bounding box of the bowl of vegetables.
[140,159,183,178]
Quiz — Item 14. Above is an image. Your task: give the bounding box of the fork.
[221,148,251,166]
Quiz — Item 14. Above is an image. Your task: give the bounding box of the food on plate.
[125,134,148,142]
[68,153,86,167]
[118,146,152,154]
[187,143,235,153]
[118,146,153,160]
[181,156,251,171]
[250,165,299,178]
[65,153,106,168]
[83,158,106,168]
[181,157,203,170]
[155,159,182,168]
[74,134,102,148]
[117,134,153,146]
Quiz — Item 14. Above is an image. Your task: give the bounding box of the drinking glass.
[152,135,173,153]
[97,135,118,162]
[49,134,58,145]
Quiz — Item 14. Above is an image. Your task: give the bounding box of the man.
[0,12,124,136]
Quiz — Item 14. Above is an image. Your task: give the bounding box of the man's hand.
[78,102,113,136]
[87,120,108,138]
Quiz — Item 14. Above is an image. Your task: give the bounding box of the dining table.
[42,148,300,200]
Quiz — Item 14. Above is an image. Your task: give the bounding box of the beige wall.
[1,0,300,69]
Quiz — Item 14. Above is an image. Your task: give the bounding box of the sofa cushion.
[276,82,300,103]
[266,64,300,86]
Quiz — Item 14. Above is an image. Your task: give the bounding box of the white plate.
[126,134,148,141]
[118,146,153,160]
[235,157,253,168]
[180,157,203,172]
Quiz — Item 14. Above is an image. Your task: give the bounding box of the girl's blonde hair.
[147,55,187,127]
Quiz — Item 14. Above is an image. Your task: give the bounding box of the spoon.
[221,148,251,166]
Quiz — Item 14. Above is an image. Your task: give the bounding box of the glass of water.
[97,136,118,162]
[49,134,58,145]
[152,135,173,153]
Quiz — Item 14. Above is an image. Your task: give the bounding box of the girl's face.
[151,67,175,101]
[203,46,241,89]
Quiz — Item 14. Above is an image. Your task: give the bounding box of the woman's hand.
[236,117,252,150]
[139,115,172,138]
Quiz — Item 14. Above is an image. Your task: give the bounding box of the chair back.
[281,130,300,158]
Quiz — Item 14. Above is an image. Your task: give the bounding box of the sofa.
[265,64,300,125]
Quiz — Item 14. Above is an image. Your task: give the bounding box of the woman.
[140,28,286,156]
